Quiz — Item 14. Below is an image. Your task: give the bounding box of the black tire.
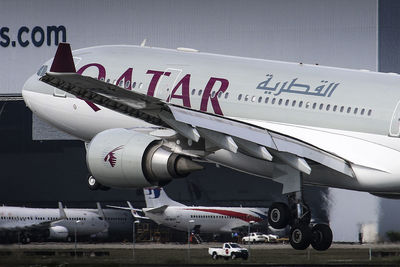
[268,202,291,229]
[311,224,333,251]
[88,175,100,190]
[212,252,218,260]
[290,224,311,250]
[231,253,237,260]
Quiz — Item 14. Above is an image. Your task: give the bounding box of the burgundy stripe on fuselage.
[184,208,262,223]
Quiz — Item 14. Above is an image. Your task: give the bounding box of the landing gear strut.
[87,174,110,191]
[268,192,332,251]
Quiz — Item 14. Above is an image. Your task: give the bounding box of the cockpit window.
[98,217,104,220]
[37,65,48,76]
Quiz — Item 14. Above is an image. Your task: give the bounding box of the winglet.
[58,202,67,219]
[50,43,76,73]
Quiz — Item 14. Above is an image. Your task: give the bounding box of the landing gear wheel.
[311,224,332,251]
[290,224,311,250]
[88,175,100,190]
[268,202,291,229]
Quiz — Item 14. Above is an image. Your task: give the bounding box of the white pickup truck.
[208,243,249,260]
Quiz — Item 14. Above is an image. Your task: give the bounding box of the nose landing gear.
[87,175,110,191]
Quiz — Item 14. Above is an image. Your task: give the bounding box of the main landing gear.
[268,192,332,251]
[87,174,110,191]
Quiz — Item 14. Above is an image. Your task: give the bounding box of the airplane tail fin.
[143,187,185,208]
[58,202,67,220]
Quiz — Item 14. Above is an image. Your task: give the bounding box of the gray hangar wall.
[0,0,389,241]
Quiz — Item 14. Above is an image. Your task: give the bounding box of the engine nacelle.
[48,226,69,240]
[87,128,202,188]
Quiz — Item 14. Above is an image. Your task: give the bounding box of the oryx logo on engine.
[104,145,124,167]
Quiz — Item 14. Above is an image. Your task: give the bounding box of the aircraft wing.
[143,205,168,214]
[40,71,355,178]
[106,202,149,220]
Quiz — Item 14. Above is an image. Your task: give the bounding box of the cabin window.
[198,90,203,96]
[299,101,303,108]
[258,96,262,103]
[292,100,296,107]
[285,99,289,106]
[306,102,310,108]
[125,81,130,89]
[278,99,282,105]
[251,96,256,102]
[245,95,249,101]
[354,108,358,114]
[191,89,196,95]
[211,91,216,98]
[132,82,136,88]
[361,108,365,115]
[265,97,269,104]
[326,104,330,111]
[238,94,242,101]
[218,91,223,98]
[340,106,344,112]
[271,98,276,104]
[333,105,337,112]
[312,103,317,109]
[368,109,372,116]
[225,92,229,99]
[347,107,351,113]
[319,104,323,110]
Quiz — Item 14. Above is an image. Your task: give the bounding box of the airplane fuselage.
[0,206,108,237]
[22,45,400,194]
[143,206,268,233]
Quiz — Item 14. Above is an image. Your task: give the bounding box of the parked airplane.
[0,202,108,243]
[115,187,268,234]
[21,42,400,250]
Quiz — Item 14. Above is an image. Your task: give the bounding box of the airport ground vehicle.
[242,232,266,243]
[262,233,279,242]
[208,243,248,260]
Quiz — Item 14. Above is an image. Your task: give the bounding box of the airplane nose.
[22,75,38,110]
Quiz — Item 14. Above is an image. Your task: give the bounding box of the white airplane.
[0,202,108,243]
[21,42,400,251]
[129,187,268,234]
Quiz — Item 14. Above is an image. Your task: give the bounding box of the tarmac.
[0,242,399,266]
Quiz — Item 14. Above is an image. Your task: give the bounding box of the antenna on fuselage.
[140,38,147,47]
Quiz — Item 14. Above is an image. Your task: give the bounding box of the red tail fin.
[50,43,76,73]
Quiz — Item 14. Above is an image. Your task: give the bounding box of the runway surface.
[0,242,399,266]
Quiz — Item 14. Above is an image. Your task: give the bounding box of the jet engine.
[86,128,203,188]
[48,226,69,239]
